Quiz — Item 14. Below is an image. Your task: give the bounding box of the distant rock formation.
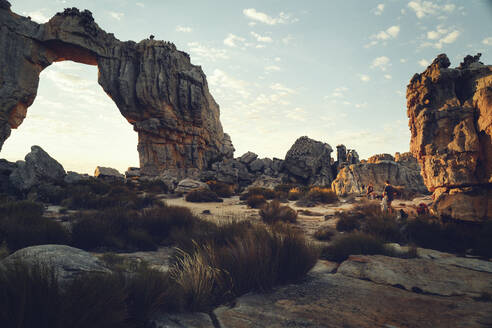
[331,152,427,196]
[0,2,233,176]
[283,136,334,186]
[407,53,492,221]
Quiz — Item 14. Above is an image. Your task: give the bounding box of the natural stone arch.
[0,2,234,175]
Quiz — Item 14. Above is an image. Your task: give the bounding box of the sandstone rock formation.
[0,2,233,176]
[407,53,492,221]
[94,166,124,181]
[9,145,66,191]
[174,178,208,194]
[283,136,334,186]
[331,152,427,196]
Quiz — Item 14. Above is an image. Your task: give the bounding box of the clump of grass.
[240,187,276,200]
[206,181,234,198]
[246,194,267,208]
[0,200,44,218]
[336,214,361,232]
[185,189,222,203]
[305,187,338,204]
[362,215,403,243]
[313,226,337,241]
[259,200,297,224]
[138,179,169,193]
[321,232,388,262]
[287,187,303,201]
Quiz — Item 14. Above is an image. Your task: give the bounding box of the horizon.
[1,0,491,174]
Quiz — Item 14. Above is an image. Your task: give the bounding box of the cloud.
[483,37,492,45]
[435,30,460,48]
[355,102,368,109]
[421,25,460,49]
[187,42,229,62]
[407,0,455,19]
[209,69,250,99]
[176,25,192,33]
[265,65,281,72]
[373,3,385,15]
[367,26,400,47]
[270,83,295,94]
[243,8,298,25]
[359,74,371,82]
[109,12,124,20]
[285,107,307,122]
[224,34,245,47]
[136,2,145,8]
[282,35,294,45]
[370,56,391,71]
[251,32,273,43]
[384,74,392,80]
[418,59,430,67]
[22,10,50,23]
[400,58,407,63]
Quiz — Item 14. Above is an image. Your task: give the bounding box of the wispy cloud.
[187,42,229,62]
[370,56,391,71]
[366,26,400,47]
[109,12,124,20]
[282,35,294,45]
[22,10,50,23]
[285,107,307,122]
[265,65,281,72]
[270,83,296,94]
[418,59,430,67]
[384,74,392,80]
[136,2,145,8]
[421,26,460,49]
[407,0,455,19]
[359,74,371,82]
[373,3,385,15]
[176,25,192,33]
[209,69,250,99]
[483,37,492,45]
[243,8,298,25]
[251,32,273,43]
[223,34,245,47]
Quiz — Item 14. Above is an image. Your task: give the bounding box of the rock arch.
[0,1,234,175]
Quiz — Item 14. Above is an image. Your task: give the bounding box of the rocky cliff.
[0,2,234,175]
[407,53,492,221]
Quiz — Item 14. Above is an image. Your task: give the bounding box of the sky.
[2,0,492,174]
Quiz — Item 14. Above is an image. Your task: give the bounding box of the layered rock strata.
[0,2,233,175]
[407,54,492,221]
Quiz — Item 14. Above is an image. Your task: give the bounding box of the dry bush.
[240,187,276,201]
[246,194,267,208]
[259,200,297,224]
[306,187,338,204]
[313,226,337,241]
[185,188,222,203]
[287,187,303,201]
[321,232,388,262]
[206,181,235,198]
[336,214,361,232]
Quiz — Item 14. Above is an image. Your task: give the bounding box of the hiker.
[382,180,394,214]
[366,183,374,199]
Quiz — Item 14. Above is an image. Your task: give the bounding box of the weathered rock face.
[407,53,492,221]
[331,153,427,196]
[0,3,233,175]
[9,145,66,191]
[283,136,334,186]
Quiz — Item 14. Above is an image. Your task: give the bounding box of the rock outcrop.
[283,136,334,186]
[9,145,66,191]
[331,152,427,196]
[94,166,124,181]
[0,3,233,176]
[407,53,492,221]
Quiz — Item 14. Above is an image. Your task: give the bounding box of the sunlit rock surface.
[407,53,492,221]
[0,2,234,175]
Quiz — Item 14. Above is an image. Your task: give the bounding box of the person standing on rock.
[382,180,394,214]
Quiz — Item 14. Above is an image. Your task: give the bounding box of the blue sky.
[2,0,492,174]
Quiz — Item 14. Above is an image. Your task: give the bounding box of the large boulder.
[64,171,90,184]
[331,157,427,196]
[94,166,124,181]
[2,245,110,284]
[407,53,492,221]
[238,151,258,165]
[0,4,233,175]
[283,136,334,186]
[174,178,209,194]
[9,145,66,191]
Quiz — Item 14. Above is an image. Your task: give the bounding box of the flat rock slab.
[214,271,492,328]
[149,312,214,328]
[338,255,492,297]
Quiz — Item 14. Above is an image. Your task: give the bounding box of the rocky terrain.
[407,53,492,221]
[0,1,234,176]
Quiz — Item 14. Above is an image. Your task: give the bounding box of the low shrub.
[0,200,44,218]
[206,181,234,198]
[259,200,297,224]
[185,189,222,203]
[306,187,338,204]
[361,215,403,243]
[138,179,169,194]
[321,232,387,262]
[240,187,276,200]
[246,194,267,208]
[274,184,299,193]
[287,187,303,201]
[336,214,361,232]
[313,226,337,241]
